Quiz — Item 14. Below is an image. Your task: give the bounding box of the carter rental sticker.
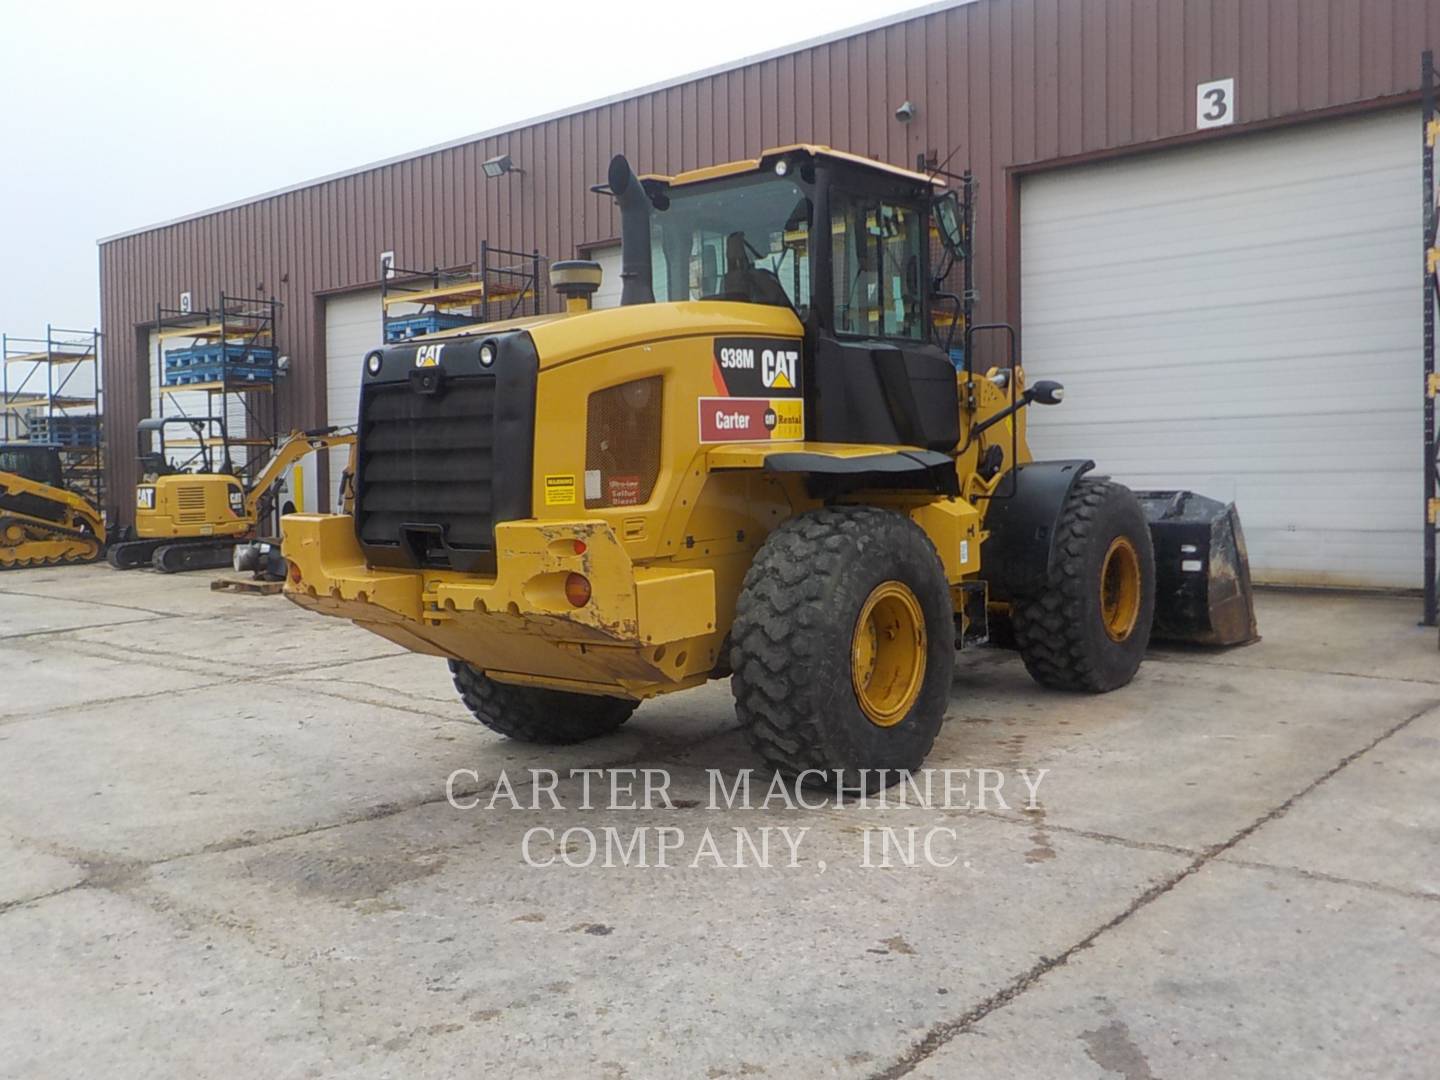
[699,398,804,443]
[702,337,804,443]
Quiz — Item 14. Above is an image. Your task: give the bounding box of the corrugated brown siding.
[98,0,1440,519]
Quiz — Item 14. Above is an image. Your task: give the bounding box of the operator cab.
[0,444,65,488]
[0,444,68,522]
[136,417,217,479]
[608,146,963,452]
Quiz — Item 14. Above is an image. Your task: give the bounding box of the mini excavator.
[108,421,354,573]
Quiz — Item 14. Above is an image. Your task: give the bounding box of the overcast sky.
[0,0,926,338]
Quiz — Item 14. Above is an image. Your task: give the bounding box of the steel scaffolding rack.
[381,243,544,343]
[153,294,279,489]
[1422,52,1440,629]
[1,325,105,513]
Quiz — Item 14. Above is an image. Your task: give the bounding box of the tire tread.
[731,506,948,778]
[449,662,636,744]
[1011,477,1151,692]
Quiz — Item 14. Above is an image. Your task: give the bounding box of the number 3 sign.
[1196,78,1236,129]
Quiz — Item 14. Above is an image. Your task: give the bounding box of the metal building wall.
[97,0,1440,519]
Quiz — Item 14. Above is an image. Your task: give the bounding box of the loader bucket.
[1135,490,1259,647]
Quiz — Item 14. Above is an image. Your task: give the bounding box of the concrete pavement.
[0,566,1436,1078]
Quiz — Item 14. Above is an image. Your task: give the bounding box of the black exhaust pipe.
[608,154,655,306]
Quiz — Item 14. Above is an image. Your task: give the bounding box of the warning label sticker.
[698,397,804,444]
[544,474,577,506]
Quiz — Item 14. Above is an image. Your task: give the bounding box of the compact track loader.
[0,443,106,569]
[283,146,1255,784]
[109,422,354,573]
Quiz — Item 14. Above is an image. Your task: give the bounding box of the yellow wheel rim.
[1100,536,1142,642]
[851,580,927,727]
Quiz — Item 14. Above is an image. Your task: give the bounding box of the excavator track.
[106,538,167,570]
[107,537,240,573]
[0,515,102,571]
[152,540,240,574]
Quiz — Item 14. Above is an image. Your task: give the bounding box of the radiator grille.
[357,379,496,557]
[176,485,206,523]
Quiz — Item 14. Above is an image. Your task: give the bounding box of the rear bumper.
[281,513,720,698]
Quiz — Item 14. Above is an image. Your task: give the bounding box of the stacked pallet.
[383,313,476,342]
[163,343,276,386]
[26,414,101,448]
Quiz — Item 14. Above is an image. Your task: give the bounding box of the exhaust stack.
[607,154,655,306]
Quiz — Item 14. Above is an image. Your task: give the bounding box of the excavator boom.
[244,427,356,517]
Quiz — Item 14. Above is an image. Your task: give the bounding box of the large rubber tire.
[448,662,637,744]
[730,506,955,787]
[1011,478,1156,692]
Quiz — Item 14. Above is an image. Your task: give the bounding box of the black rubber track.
[729,505,954,787]
[106,539,165,570]
[152,540,238,573]
[1010,477,1156,692]
[449,661,637,744]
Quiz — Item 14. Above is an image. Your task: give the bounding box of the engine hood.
[527,301,804,370]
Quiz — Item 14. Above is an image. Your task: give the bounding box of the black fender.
[980,459,1095,601]
[762,449,961,498]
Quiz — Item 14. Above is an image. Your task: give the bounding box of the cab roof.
[642,145,945,189]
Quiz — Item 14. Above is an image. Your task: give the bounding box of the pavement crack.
[0,586,182,619]
[260,678,462,720]
[1215,856,1440,904]
[0,613,176,642]
[0,651,409,726]
[0,677,250,726]
[1148,652,1440,688]
[0,881,85,915]
[867,697,1440,1080]
[0,721,746,924]
[975,811,1197,859]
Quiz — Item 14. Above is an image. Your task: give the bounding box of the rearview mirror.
[1030,380,1065,405]
[933,191,964,255]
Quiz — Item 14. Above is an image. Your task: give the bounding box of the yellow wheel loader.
[282,146,1255,784]
[108,421,355,573]
[0,443,106,569]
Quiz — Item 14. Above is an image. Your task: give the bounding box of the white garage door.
[323,289,383,511]
[1021,108,1421,589]
[587,244,624,309]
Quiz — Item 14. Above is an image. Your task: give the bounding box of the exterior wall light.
[482,154,522,178]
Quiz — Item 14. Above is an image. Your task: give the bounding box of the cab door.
[808,195,958,450]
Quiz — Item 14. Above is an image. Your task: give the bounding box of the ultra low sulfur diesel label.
[701,337,805,443]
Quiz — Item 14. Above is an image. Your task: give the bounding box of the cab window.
[650,173,812,314]
[831,192,924,340]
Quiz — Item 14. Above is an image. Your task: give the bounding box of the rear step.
[1136,490,1259,647]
